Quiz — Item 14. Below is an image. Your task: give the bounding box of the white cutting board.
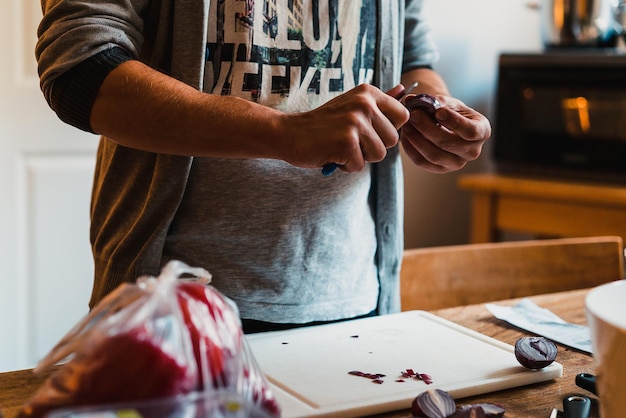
[246,310,562,418]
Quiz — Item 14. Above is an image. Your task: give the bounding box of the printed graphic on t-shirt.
[204,0,377,112]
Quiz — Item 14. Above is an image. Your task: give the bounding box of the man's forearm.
[89,59,410,172]
[90,60,286,159]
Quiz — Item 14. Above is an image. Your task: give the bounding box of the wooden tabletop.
[0,288,597,418]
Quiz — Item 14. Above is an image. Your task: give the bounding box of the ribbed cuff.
[50,47,134,133]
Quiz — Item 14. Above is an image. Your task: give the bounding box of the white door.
[0,0,98,372]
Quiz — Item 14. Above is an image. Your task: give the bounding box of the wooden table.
[0,289,598,418]
[458,173,626,243]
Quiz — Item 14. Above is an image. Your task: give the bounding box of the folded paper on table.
[485,298,592,354]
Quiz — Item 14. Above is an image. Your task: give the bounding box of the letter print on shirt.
[204,0,377,112]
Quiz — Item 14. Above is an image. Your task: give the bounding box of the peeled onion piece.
[405,94,441,122]
[411,389,456,418]
[514,337,557,369]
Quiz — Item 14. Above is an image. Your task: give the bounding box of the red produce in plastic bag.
[19,261,280,418]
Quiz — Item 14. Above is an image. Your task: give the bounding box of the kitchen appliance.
[541,0,622,47]
[493,50,626,183]
[246,310,562,418]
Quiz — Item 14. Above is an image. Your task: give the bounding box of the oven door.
[493,52,626,182]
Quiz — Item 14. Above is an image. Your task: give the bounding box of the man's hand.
[278,84,410,173]
[400,95,491,173]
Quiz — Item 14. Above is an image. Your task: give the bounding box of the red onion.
[514,337,557,369]
[405,94,441,122]
[411,389,456,418]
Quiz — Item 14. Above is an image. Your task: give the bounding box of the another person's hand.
[400,95,491,173]
[278,84,410,173]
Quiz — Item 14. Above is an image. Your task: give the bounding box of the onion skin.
[451,405,486,418]
[452,403,506,417]
[514,337,558,369]
[475,403,506,417]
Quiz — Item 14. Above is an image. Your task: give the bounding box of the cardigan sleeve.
[36,0,147,132]
[47,48,133,133]
[403,0,440,71]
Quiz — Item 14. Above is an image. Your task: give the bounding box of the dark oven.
[493,51,626,183]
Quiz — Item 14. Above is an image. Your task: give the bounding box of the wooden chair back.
[400,236,624,311]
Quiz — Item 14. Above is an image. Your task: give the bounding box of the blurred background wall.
[403,0,543,248]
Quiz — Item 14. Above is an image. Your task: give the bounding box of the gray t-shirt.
[162,0,380,323]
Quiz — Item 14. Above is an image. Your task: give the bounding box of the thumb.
[386,84,406,100]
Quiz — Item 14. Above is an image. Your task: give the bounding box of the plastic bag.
[19,260,280,418]
[46,391,274,418]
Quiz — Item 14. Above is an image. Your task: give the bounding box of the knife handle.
[322,163,340,176]
[563,395,591,418]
